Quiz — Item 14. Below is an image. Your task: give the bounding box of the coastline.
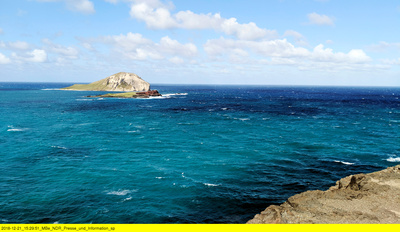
[247,165,400,224]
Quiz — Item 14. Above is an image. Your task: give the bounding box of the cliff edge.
[62,72,150,91]
[247,165,400,224]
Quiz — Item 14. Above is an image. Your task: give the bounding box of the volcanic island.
[62,72,161,98]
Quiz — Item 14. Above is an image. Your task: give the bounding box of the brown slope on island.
[62,72,150,91]
[247,165,400,224]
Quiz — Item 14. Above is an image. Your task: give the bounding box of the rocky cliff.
[247,165,400,224]
[62,72,150,91]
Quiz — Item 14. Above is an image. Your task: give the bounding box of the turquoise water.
[1,83,399,223]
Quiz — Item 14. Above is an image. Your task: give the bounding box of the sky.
[0,0,399,86]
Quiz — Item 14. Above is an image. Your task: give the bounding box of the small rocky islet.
[62,72,162,98]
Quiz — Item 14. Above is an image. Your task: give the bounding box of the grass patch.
[96,92,138,98]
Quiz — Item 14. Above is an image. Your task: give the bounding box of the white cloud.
[66,0,95,14]
[0,28,3,35]
[94,32,197,61]
[27,49,48,62]
[13,49,48,63]
[311,44,371,63]
[42,38,79,59]
[7,41,31,50]
[307,12,335,26]
[158,36,197,57]
[168,56,184,64]
[36,0,95,14]
[367,41,400,52]
[382,58,400,65]
[129,0,274,40]
[204,38,310,58]
[283,30,308,46]
[0,52,11,64]
[204,37,372,71]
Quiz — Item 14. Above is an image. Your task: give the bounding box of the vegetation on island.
[90,92,138,98]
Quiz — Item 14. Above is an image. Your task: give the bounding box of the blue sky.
[0,0,399,86]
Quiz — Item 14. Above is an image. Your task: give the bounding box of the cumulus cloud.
[12,49,48,63]
[0,52,11,64]
[311,44,371,63]
[204,37,372,71]
[42,38,79,59]
[307,12,335,26]
[93,32,197,61]
[36,0,95,14]
[129,0,275,40]
[27,49,48,62]
[7,41,31,50]
[283,30,308,46]
[204,38,310,58]
[168,56,184,64]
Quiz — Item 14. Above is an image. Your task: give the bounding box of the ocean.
[0,82,399,223]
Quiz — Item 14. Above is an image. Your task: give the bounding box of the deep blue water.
[0,82,399,223]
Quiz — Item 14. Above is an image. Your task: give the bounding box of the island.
[247,164,400,224]
[62,72,162,98]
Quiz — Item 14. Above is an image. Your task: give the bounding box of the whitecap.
[106,189,136,196]
[7,126,28,132]
[204,183,220,187]
[51,145,67,150]
[147,96,168,99]
[122,197,132,202]
[387,157,400,162]
[164,93,188,97]
[7,128,25,132]
[334,160,354,165]
[234,118,250,121]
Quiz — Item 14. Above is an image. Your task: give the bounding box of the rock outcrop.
[62,72,150,91]
[247,165,400,224]
[88,90,162,98]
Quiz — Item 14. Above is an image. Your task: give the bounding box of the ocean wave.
[203,183,220,187]
[234,118,250,121]
[51,145,67,150]
[7,128,26,132]
[106,189,136,196]
[334,160,355,165]
[387,157,400,162]
[164,93,188,96]
[7,126,28,132]
[122,197,132,202]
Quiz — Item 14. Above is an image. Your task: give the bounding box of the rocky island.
[247,165,400,224]
[62,72,162,98]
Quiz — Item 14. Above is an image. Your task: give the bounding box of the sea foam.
[387,157,400,162]
[334,160,355,165]
[106,190,136,196]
